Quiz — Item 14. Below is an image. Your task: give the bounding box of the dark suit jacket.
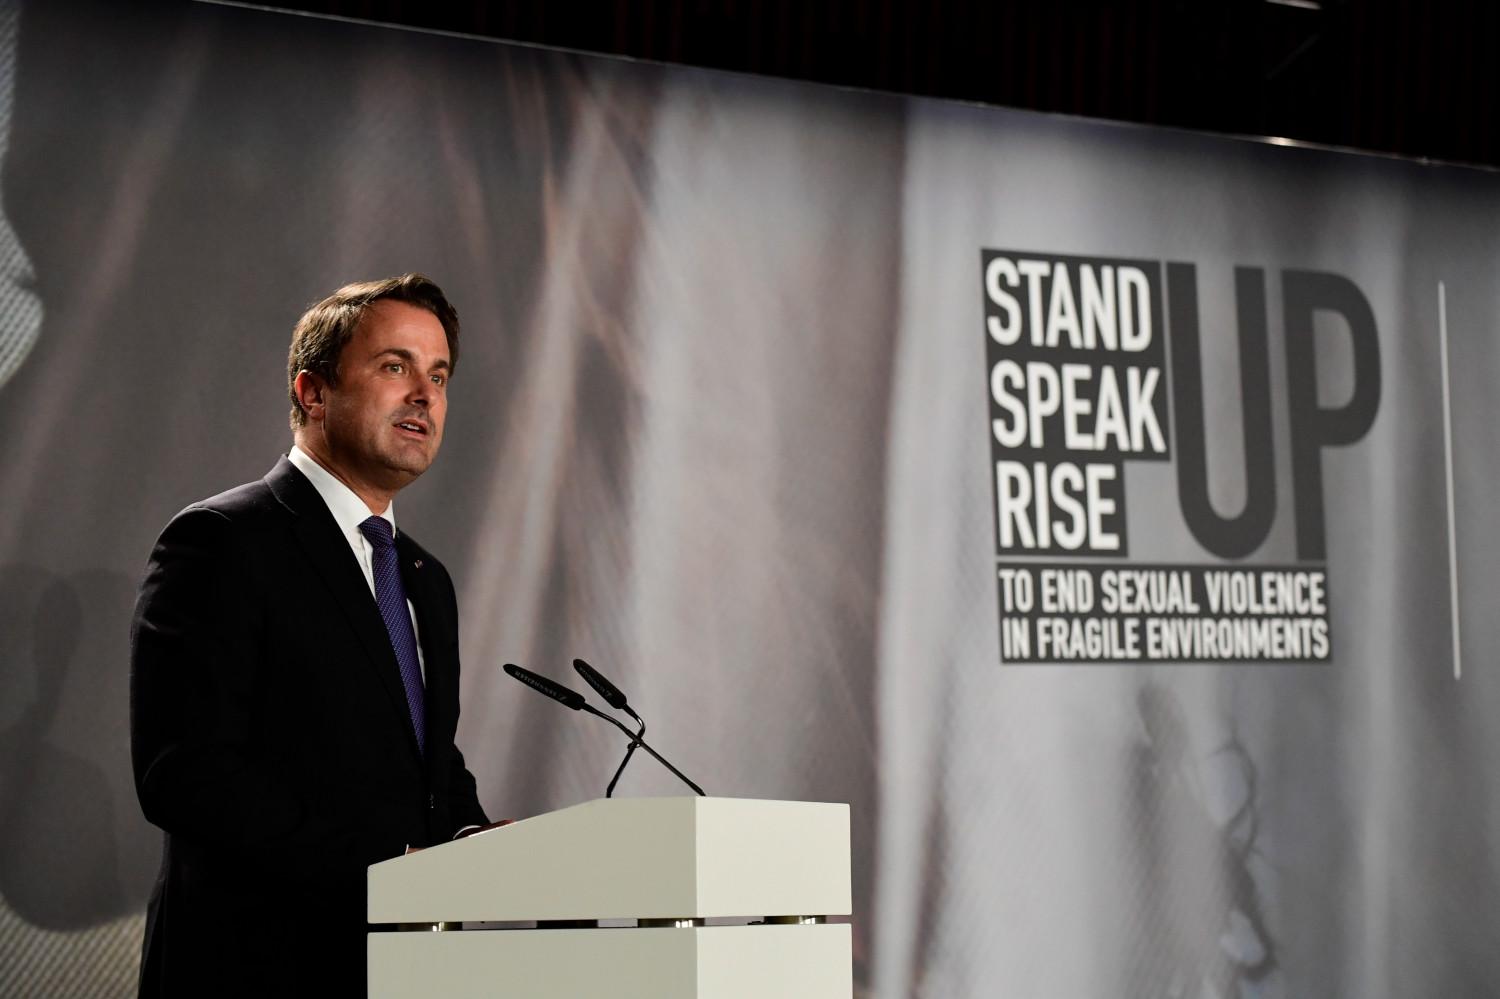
[130,457,489,998]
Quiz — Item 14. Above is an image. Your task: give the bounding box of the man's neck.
[292,433,394,515]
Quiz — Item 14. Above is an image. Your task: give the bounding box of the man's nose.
[406,374,432,405]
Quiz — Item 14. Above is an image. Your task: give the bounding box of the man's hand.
[454,819,514,839]
[403,821,513,855]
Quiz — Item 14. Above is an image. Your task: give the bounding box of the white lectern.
[367,796,852,998]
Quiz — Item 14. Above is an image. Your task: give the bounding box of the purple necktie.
[359,516,426,755]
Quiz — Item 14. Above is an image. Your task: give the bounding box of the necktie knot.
[359,516,396,551]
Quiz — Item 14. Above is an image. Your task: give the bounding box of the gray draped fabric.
[1,2,1497,996]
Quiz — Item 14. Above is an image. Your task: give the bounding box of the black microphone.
[574,658,645,797]
[503,662,707,797]
[573,657,629,712]
[503,662,585,710]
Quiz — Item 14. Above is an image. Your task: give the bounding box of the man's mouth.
[394,419,428,437]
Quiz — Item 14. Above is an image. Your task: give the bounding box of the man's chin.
[381,450,436,483]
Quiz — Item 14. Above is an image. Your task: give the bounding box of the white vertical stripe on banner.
[1439,280,1461,681]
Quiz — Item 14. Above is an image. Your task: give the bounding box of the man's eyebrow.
[374,347,449,371]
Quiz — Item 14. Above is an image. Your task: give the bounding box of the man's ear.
[293,369,329,422]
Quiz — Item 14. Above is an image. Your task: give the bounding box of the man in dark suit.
[130,274,490,997]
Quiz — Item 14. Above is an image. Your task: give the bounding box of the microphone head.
[573,658,629,710]
[504,663,585,710]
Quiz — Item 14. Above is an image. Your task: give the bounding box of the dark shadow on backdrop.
[0,565,157,928]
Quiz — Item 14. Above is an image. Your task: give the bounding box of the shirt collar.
[288,444,397,540]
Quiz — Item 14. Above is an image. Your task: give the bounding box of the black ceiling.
[256,1,1498,171]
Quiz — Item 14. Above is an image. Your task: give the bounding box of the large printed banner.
[2,1,1498,996]
[983,250,1352,663]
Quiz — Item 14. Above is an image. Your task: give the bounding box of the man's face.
[318,299,450,495]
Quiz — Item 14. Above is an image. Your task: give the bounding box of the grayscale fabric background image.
[1,1,1498,995]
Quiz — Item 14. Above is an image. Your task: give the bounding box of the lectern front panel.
[367,924,852,998]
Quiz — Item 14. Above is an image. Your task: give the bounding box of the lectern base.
[367,922,851,998]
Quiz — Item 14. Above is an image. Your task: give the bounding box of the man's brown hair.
[287,273,460,429]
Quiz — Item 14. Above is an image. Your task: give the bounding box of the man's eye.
[431,374,446,386]
[386,363,404,373]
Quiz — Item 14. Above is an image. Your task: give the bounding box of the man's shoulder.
[197,476,279,515]
[140,471,297,580]
[158,470,290,547]
[188,475,284,524]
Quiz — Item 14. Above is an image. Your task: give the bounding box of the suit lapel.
[265,458,424,762]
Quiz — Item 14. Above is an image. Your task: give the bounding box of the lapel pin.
[413,560,423,569]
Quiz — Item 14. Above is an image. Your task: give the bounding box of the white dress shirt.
[288,445,425,680]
